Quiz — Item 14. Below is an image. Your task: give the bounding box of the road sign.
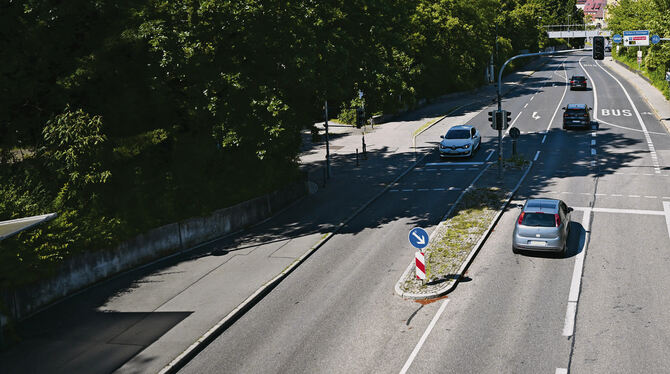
[666,71,670,82]
[509,127,520,139]
[612,34,622,44]
[408,227,429,250]
[624,30,649,47]
[651,35,661,44]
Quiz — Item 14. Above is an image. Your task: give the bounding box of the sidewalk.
[0,57,551,374]
[602,57,670,132]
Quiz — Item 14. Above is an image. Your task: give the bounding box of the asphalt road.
[178,52,670,373]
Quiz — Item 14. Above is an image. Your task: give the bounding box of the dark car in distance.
[562,104,591,129]
[569,75,587,90]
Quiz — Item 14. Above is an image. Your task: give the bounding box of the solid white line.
[399,299,450,374]
[542,135,547,144]
[546,62,569,132]
[426,162,484,166]
[593,60,661,173]
[664,202,670,240]
[534,151,540,161]
[563,209,591,336]
[556,369,568,374]
[572,206,665,215]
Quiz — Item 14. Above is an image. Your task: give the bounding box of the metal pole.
[324,101,331,179]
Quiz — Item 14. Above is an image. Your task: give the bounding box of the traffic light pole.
[496,48,590,178]
[324,100,330,179]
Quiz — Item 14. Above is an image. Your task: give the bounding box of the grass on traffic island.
[400,184,510,296]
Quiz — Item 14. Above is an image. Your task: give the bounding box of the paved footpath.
[0,58,550,374]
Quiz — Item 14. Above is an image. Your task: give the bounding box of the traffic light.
[488,111,496,129]
[504,110,512,129]
[495,111,504,130]
[355,107,365,128]
[593,36,604,60]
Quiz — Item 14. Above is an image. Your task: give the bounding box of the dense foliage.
[0,0,578,286]
[608,0,670,99]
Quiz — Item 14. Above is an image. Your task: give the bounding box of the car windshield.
[445,129,470,139]
[521,212,555,227]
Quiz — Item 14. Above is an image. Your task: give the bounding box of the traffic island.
[395,159,532,299]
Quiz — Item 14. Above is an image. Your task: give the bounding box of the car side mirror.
[562,107,566,110]
[568,207,574,212]
[440,135,444,139]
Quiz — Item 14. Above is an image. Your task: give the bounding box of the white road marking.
[399,299,450,374]
[645,195,658,199]
[556,369,568,374]
[542,135,547,144]
[572,206,665,216]
[546,62,569,132]
[595,193,606,196]
[664,202,670,239]
[402,189,413,192]
[591,140,596,146]
[485,149,495,161]
[534,151,540,161]
[417,188,429,192]
[427,168,437,171]
[426,162,484,166]
[455,168,465,171]
[628,195,641,198]
[590,160,596,167]
[524,103,529,108]
[563,209,591,336]
[611,194,623,197]
[433,188,446,191]
[593,60,661,173]
[591,149,596,155]
[591,132,596,137]
[390,189,399,192]
[530,96,534,101]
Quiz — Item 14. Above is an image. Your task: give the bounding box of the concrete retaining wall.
[1,181,308,321]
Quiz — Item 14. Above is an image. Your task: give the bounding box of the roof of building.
[584,0,607,18]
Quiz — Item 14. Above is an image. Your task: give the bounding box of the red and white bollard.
[415,251,426,281]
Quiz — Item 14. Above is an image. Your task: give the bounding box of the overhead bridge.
[547,30,611,38]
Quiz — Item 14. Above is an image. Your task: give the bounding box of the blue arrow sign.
[651,35,661,44]
[408,227,429,250]
[612,34,622,44]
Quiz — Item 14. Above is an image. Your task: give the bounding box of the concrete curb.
[395,161,534,300]
[159,152,429,374]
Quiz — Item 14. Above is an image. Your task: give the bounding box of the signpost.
[651,35,661,44]
[637,50,643,66]
[623,30,650,47]
[612,34,622,44]
[409,227,429,282]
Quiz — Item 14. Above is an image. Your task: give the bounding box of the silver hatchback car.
[512,199,572,255]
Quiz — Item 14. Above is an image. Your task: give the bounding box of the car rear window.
[446,130,470,139]
[521,213,555,227]
[565,109,586,115]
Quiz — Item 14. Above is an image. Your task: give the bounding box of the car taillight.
[518,212,525,224]
[570,80,574,83]
[555,213,561,227]
[583,114,588,117]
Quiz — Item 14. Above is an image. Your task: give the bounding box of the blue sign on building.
[408,227,429,250]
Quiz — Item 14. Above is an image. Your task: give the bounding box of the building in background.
[584,0,608,28]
